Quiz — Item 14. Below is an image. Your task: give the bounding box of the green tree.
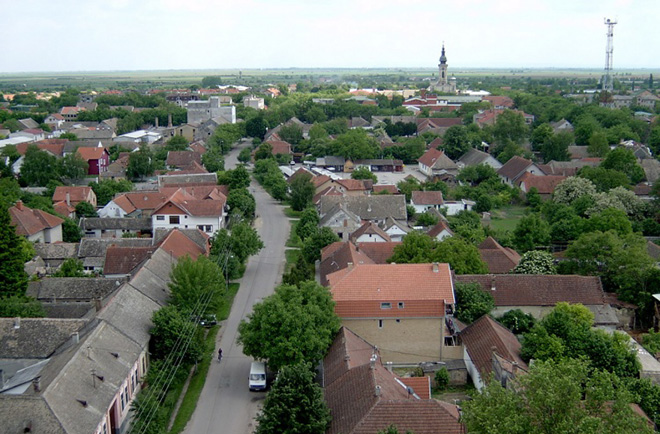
[201,147,225,172]
[530,123,554,151]
[59,152,89,182]
[127,145,154,180]
[218,165,251,190]
[0,295,45,318]
[493,110,528,145]
[20,146,59,186]
[62,218,82,242]
[497,309,536,334]
[415,211,438,227]
[587,131,610,157]
[601,148,645,184]
[512,213,550,252]
[237,281,340,371]
[302,227,339,263]
[238,147,252,163]
[329,129,379,160]
[168,256,226,315]
[434,367,450,392]
[513,251,556,274]
[396,177,422,202]
[553,176,597,205]
[541,131,572,163]
[442,125,471,160]
[296,207,320,241]
[255,363,331,434]
[388,231,436,263]
[227,188,256,219]
[254,143,274,161]
[246,115,268,140]
[289,174,315,211]
[166,135,189,150]
[351,167,377,183]
[578,166,631,192]
[228,221,264,263]
[282,255,314,287]
[278,124,304,146]
[0,207,29,297]
[150,305,203,364]
[454,282,494,324]
[462,358,654,434]
[433,237,488,274]
[89,179,133,206]
[75,201,98,218]
[53,258,86,277]
[59,132,78,141]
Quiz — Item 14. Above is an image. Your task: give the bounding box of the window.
[396,319,401,323]
[378,319,383,329]
[398,302,404,309]
[380,302,392,309]
[156,215,165,221]
[169,216,180,224]
[120,392,125,411]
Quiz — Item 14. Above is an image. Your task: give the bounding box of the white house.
[410,190,444,214]
[442,199,476,216]
[151,189,225,235]
[9,201,63,243]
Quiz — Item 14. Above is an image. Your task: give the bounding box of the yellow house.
[327,262,459,363]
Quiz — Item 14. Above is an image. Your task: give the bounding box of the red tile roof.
[517,172,566,195]
[53,201,75,217]
[320,242,375,286]
[477,237,521,274]
[455,274,607,306]
[355,242,401,264]
[76,146,108,161]
[460,315,527,379]
[418,147,445,168]
[103,246,156,275]
[427,220,453,239]
[497,156,535,181]
[328,263,454,318]
[337,178,369,191]
[411,190,444,206]
[113,191,169,214]
[152,188,225,217]
[157,229,208,259]
[9,202,64,236]
[398,377,431,399]
[166,151,202,168]
[52,186,94,205]
[372,185,399,194]
[483,95,515,108]
[16,140,67,157]
[265,139,292,155]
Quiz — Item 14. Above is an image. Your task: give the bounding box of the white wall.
[152,214,221,234]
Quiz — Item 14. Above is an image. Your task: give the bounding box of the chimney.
[32,377,41,393]
[347,262,353,270]
[15,200,23,210]
[512,361,519,375]
[13,317,20,329]
[168,113,173,128]
[66,192,71,207]
[375,385,381,396]
[72,332,79,344]
[386,361,393,373]
[370,354,377,369]
[432,262,439,273]
[490,276,496,291]
[155,116,159,128]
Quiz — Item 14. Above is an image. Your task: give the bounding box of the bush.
[411,366,424,377]
[434,367,450,391]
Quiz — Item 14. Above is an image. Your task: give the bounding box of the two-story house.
[151,189,225,235]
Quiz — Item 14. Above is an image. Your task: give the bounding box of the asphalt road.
[183,141,289,434]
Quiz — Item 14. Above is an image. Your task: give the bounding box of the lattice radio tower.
[602,18,617,93]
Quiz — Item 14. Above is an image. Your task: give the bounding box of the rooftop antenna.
[602,18,618,94]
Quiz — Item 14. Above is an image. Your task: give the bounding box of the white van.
[249,361,267,391]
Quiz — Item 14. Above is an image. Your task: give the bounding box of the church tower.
[430,43,457,94]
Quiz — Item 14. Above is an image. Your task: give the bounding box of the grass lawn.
[431,383,476,402]
[284,249,301,273]
[283,206,302,218]
[286,220,302,248]
[168,283,240,434]
[488,205,528,232]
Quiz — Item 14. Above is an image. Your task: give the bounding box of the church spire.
[439,42,447,64]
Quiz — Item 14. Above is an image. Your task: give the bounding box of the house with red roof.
[9,201,64,243]
[477,237,521,274]
[52,186,97,208]
[151,188,226,235]
[327,262,458,363]
[99,191,169,218]
[76,145,110,175]
[410,190,444,214]
[455,274,620,329]
[517,172,567,200]
[497,155,544,187]
[60,106,84,121]
[483,95,515,109]
[264,139,293,156]
[323,327,465,434]
[427,220,454,241]
[417,148,459,180]
[460,315,528,390]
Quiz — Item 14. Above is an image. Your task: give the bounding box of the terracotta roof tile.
[265,139,292,155]
[355,242,401,264]
[103,246,156,275]
[455,274,607,306]
[9,202,64,236]
[460,315,527,379]
[329,263,454,318]
[398,376,431,399]
[372,185,399,194]
[478,237,521,274]
[52,186,94,205]
[76,146,107,161]
[411,190,444,205]
[166,151,202,168]
[427,220,453,238]
[336,178,369,191]
[320,242,375,286]
[517,172,566,194]
[497,156,534,181]
[156,229,207,259]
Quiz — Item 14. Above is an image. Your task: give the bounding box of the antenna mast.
[603,18,617,93]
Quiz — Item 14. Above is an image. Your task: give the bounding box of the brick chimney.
[66,193,71,207]
[15,200,23,210]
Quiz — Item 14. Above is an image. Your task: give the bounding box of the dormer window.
[398,302,404,309]
[381,302,392,309]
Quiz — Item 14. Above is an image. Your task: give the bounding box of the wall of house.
[443,202,473,216]
[341,317,442,363]
[28,231,45,243]
[463,347,485,391]
[152,214,221,234]
[432,230,452,241]
[43,225,63,243]
[354,233,387,243]
[99,201,128,218]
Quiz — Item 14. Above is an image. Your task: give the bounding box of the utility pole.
[602,18,617,94]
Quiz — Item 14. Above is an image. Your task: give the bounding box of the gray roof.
[70,129,114,140]
[41,321,144,434]
[41,303,96,319]
[0,318,89,359]
[319,203,362,227]
[317,156,346,167]
[0,396,66,434]
[81,217,152,231]
[125,248,173,306]
[640,159,660,183]
[319,195,408,221]
[457,148,499,167]
[78,238,153,258]
[158,172,218,186]
[26,278,124,302]
[34,243,79,260]
[0,359,50,393]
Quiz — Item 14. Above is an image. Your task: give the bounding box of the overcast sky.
[2,0,658,73]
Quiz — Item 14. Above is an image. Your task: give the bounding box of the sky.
[2,0,659,73]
